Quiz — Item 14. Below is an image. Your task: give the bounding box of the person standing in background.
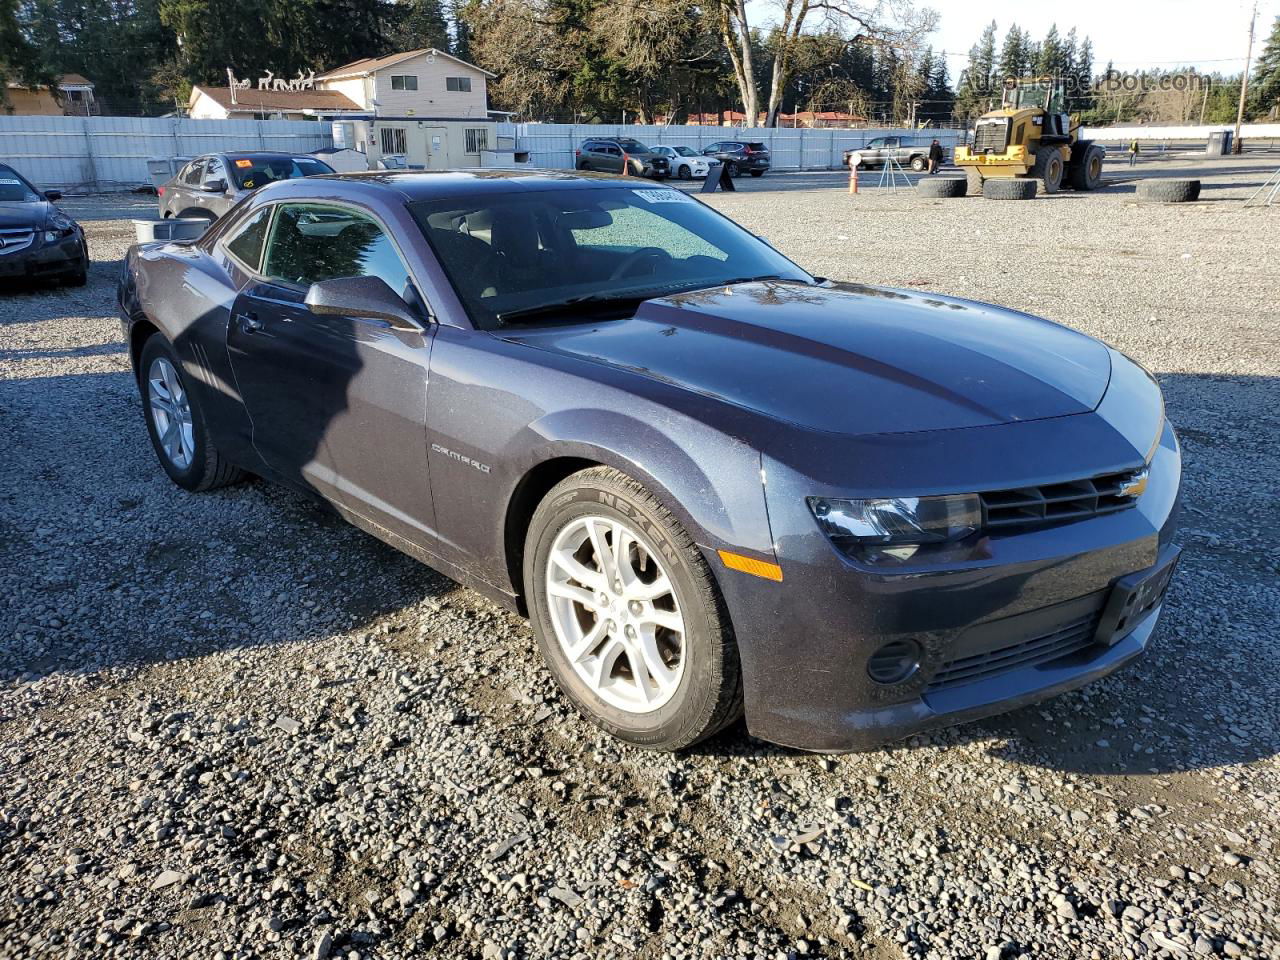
[1129,139,1141,167]
[928,139,944,174]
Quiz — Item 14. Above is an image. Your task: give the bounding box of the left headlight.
[808,494,981,562]
[44,219,76,243]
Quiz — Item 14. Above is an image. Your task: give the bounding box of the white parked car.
[651,145,716,180]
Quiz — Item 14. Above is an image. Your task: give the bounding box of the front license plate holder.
[1095,546,1181,646]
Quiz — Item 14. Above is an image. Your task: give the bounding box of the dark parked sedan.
[158,151,334,223]
[0,163,88,286]
[701,141,770,177]
[118,170,1181,752]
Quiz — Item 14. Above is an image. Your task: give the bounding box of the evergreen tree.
[1074,36,1094,112]
[997,24,1023,83]
[1251,15,1280,118]
[955,20,995,117]
[1036,24,1061,78]
[391,0,450,52]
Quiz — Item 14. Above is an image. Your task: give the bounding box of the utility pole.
[1234,0,1258,154]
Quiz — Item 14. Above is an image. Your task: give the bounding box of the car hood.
[0,200,51,230]
[503,281,1112,437]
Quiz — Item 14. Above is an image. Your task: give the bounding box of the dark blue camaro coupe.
[118,170,1181,752]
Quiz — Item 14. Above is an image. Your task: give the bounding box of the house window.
[446,77,472,93]
[465,128,489,154]
[380,127,408,155]
[390,75,418,91]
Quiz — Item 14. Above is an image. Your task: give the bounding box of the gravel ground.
[2,158,1278,960]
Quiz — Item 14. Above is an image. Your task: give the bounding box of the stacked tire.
[1136,179,1202,203]
[982,178,1038,200]
[916,177,967,198]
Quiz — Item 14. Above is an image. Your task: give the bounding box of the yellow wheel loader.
[955,77,1106,196]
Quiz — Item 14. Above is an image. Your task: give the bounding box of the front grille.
[927,613,1100,693]
[972,121,1009,153]
[0,227,35,256]
[980,468,1142,533]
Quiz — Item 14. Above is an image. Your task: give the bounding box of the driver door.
[225,201,440,552]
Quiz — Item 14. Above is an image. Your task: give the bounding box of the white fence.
[514,124,966,172]
[0,116,334,191]
[1081,123,1280,141]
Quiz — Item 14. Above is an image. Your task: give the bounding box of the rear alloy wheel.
[139,334,244,491]
[526,467,742,750]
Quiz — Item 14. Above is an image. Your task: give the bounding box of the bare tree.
[717,0,937,127]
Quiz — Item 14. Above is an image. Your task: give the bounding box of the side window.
[182,160,206,185]
[867,138,884,149]
[204,157,225,185]
[224,205,274,271]
[261,203,413,299]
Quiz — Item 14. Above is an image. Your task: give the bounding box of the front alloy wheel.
[526,467,743,750]
[545,515,686,712]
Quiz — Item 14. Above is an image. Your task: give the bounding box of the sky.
[926,0,1280,75]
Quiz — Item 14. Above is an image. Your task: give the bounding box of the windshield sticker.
[242,179,256,189]
[632,189,694,204]
[234,159,254,168]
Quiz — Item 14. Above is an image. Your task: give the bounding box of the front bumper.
[718,355,1182,752]
[0,231,85,280]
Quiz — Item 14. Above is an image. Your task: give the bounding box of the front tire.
[725,161,739,178]
[139,334,244,492]
[909,155,926,172]
[677,164,692,181]
[525,467,743,751]
[1031,147,1064,194]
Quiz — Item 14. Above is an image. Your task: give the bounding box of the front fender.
[518,409,772,561]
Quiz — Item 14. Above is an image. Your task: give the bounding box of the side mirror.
[44,190,62,201]
[305,275,421,331]
[202,179,227,193]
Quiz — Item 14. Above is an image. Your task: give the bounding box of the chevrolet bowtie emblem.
[1119,468,1149,498]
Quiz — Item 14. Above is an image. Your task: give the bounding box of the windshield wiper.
[496,292,653,326]
[712,274,808,287]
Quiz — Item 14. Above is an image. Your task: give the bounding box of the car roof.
[257,169,675,202]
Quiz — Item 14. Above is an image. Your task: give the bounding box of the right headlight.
[807,494,981,562]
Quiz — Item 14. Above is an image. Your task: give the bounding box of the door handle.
[236,312,262,334]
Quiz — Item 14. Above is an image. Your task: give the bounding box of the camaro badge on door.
[431,443,491,474]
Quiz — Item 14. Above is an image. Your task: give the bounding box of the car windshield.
[615,140,651,153]
[0,166,41,202]
[411,186,813,330]
[228,156,333,191]
[672,146,699,157]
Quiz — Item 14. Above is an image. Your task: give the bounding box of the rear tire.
[1136,178,1201,203]
[1030,147,1064,194]
[917,177,966,198]
[139,334,245,492]
[983,178,1038,200]
[1069,142,1105,190]
[525,466,743,751]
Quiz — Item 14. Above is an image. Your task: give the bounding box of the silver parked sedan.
[157,152,334,223]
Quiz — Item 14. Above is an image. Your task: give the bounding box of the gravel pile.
[1,166,1278,960]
